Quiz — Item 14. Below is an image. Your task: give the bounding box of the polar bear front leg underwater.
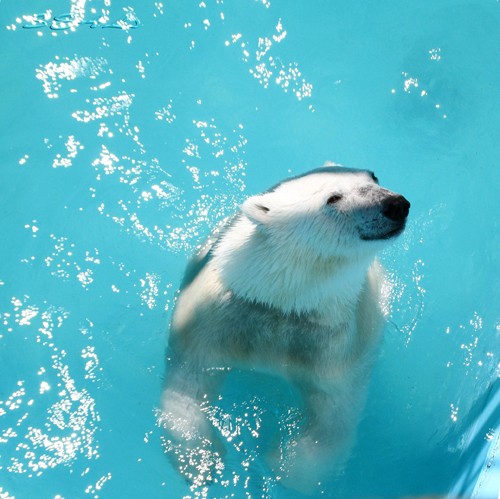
[160,165,410,490]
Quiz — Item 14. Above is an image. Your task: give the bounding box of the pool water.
[0,0,499,498]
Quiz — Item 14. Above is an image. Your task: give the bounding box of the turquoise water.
[1,1,499,497]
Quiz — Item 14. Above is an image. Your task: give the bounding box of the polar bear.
[161,165,410,491]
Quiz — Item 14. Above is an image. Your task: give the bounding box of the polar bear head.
[241,166,410,260]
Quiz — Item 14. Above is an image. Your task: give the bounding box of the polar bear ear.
[323,160,343,167]
[241,194,272,225]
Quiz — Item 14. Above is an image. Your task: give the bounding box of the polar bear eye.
[327,194,343,204]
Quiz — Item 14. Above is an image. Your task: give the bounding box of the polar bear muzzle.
[359,192,410,241]
[382,195,410,223]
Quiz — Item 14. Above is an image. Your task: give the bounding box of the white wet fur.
[161,165,408,492]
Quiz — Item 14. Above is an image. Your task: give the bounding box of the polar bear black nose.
[382,196,410,222]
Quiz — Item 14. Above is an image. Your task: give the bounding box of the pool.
[0,0,498,497]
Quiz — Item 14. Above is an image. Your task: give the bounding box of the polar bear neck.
[212,216,373,316]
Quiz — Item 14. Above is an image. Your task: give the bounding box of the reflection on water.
[1,302,99,476]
